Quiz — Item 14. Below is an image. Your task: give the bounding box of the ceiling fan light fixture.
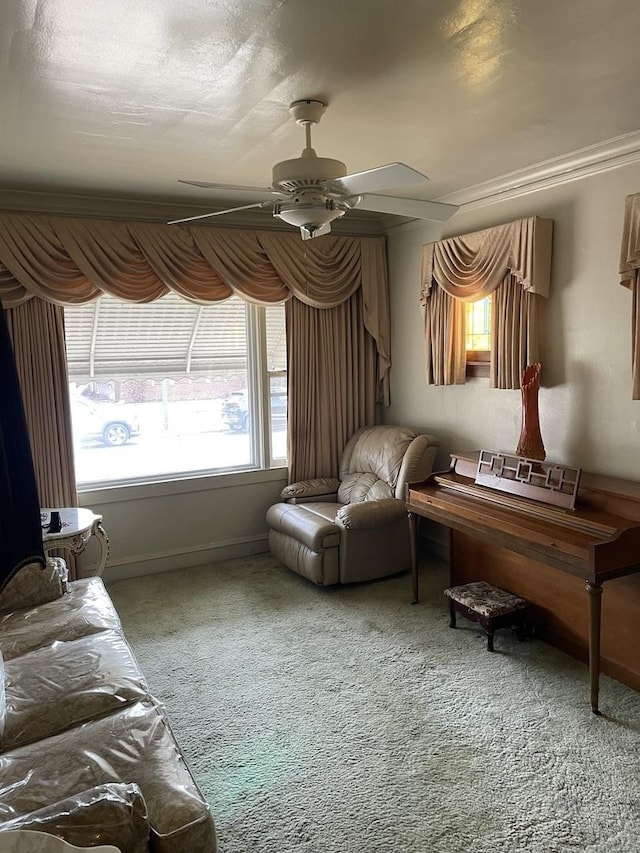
[273,197,348,230]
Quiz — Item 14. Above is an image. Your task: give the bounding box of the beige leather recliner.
[266,425,440,585]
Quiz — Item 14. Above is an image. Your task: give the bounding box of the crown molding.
[0,188,384,237]
[440,129,640,211]
[382,130,640,238]
[5,129,640,238]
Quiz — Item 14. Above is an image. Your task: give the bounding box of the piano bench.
[444,582,531,652]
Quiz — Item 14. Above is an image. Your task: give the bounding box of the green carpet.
[107,553,640,853]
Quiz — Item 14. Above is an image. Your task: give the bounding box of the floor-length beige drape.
[4,298,80,578]
[421,216,552,389]
[286,290,378,482]
[5,298,77,508]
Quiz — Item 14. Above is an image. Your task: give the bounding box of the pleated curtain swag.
[421,216,553,389]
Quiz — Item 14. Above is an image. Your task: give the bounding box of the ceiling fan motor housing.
[272,99,347,194]
[272,156,347,193]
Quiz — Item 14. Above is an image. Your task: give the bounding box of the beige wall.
[384,162,640,482]
[78,468,287,581]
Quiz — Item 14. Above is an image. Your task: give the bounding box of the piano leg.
[586,581,603,716]
[409,512,419,603]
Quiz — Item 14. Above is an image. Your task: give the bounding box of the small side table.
[42,507,110,577]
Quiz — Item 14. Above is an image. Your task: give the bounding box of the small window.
[465,296,491,378]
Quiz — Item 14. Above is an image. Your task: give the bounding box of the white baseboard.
[99,527,448,582]
[100,534,269,582]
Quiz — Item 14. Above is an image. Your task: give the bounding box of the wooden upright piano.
[406,450,640,715]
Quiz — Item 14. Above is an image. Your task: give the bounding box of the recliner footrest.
[265,502,340,551]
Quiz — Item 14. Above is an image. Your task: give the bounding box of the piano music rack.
[475,449,582,511]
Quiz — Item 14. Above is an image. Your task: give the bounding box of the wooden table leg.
[586,580,603,715]
[93,520,110,576]
[409,512,419,604]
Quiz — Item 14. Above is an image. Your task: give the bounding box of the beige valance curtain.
[619,192,640,399]
[0,214,389,402]
[421,216,553,388]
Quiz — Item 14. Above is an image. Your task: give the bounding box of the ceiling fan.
[169,99,458,240]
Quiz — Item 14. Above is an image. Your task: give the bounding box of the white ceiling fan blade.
[355,194,458,222]
[169,202,269,225]
[325,163,429,196]
[178,180,277,200]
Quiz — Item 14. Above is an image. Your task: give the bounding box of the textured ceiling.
[1,0,640,226]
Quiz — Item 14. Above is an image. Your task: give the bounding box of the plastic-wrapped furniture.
[0,786,148,852]
[0,828,121,851]
[267,425,440,585]
[0,559,217,852]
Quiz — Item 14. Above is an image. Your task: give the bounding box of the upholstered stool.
[444,581,531,651]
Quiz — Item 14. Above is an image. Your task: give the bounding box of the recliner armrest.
[336,498,407,529]
[281,478,340,504]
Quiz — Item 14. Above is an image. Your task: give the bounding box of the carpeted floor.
[107,553,640,853]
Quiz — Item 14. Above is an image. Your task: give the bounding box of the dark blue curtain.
[0,304,45,590]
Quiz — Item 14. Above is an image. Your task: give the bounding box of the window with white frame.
[64,292,287,488]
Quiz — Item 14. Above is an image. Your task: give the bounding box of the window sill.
[79,465,288,506]
[466,351,490,379]
[466,362,490,378]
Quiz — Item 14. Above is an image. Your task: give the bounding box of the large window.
[65,293,286,488]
